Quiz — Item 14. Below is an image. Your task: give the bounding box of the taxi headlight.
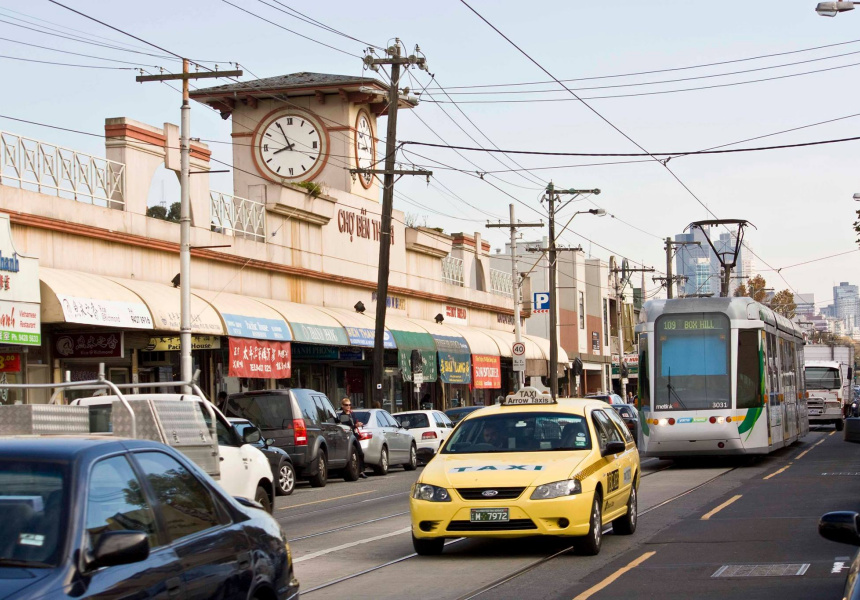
[412,483,451,502]
[530,479,582,500]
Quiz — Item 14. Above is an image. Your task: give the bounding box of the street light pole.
[815,1,857,15]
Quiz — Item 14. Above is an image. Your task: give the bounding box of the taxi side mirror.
[602,441,626,456]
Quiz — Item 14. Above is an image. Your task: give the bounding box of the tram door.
[765,331,784,447]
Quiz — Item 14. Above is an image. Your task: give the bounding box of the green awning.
[391,329,438,383]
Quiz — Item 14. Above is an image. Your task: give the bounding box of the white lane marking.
[294,527,412,563]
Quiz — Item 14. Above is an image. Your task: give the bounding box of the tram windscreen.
[654,313,730,411]
[805,366,841,390]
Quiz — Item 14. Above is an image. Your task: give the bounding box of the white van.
[72,394,276,512]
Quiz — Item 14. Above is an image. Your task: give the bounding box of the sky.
[1,0,860,308]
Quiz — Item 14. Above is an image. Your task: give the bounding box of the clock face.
[254,111,327,181]
[354,111,375,189]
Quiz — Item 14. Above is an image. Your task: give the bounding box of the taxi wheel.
[576,493,603,556]
[412,534,445,556]
[612,484,637,535]
[403,444,418,471]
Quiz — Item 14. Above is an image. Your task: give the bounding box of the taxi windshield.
[441,413,591,454]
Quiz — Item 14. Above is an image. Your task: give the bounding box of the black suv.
[221,389,359,487]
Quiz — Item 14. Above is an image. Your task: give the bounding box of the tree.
[770,289,797,318]
[734,274,768,302]
[146,205,167,220]
[166,202,181,223]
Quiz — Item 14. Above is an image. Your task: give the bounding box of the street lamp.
[853,193,860,201]
[816,1,856,16]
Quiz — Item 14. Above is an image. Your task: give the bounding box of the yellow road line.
[763,463,792,480]
[573,551,657,600]
[797,435,829,459]
[277,490,374,510]
[701,494,742,520]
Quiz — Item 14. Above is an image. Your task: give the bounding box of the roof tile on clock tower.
[190,71,411,118]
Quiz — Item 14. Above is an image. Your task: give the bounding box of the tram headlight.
[658,418,669,426]
[716,417,725,424]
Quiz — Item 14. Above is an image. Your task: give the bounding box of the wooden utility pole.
[611,260,654,395]
[352,42,430,408]
[136,61,242,389]
[654,237,700,299]
[486,204,542,391]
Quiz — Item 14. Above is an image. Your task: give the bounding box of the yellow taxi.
[410,388,639,556]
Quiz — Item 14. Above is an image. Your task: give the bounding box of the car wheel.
[308,450,327,487]
[412,534,445,556]
[403,443,418,471]
[276,461,296,496]
[612,482,637,535]
[343,446,360,482]
[836,419,845,432]
[373,446,389,476]
[254,486,271,513]
[576,492,603,556]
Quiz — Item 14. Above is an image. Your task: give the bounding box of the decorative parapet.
[490,268,513,298]
[210,190,266,242]
[405,226,453,258]
[0,130,124,208]
[442,255,465,287]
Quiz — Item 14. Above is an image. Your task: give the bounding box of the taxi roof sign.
[502,386,557,405]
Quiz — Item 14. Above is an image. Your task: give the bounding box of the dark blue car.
[0,436,300,599]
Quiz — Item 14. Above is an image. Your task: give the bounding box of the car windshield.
[0,460,67,567]
[805,367,841,391]
[442,413,591,454]
[394,413,429,428]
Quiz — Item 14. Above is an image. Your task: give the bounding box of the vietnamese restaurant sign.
[229,338,291,379]
[472,354,501,389]
[54,332,123,359]
[0,214,40,346]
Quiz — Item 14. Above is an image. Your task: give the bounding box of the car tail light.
[358,429,373,441]
[293,418,307,446]
[422,431,438,440]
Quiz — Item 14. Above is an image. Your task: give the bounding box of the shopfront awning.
[523,334,571,365]
[386,314,437,382]
[108,277,224,335]
[254,298,349,346]
[317,307,396,348]
[192,289,290,341]
[40,267,154,329]
[416,321,471,384]
[444,324,503,357]
[476,328,542,359]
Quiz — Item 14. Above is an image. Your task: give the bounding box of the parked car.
[393,410,454,463]
[230,417,296,496]
[819,511,860,599]
[221,389,360,487]
[445,405,483,424]
[72,394,276,512]
[585,393,626,406]
[0,436,299,599]
[610,403,640,444]
[351,408,418,475]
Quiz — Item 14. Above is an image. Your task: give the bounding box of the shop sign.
[292,345,363,361]
[291,322,350,346]
[0,301,40,346]
[592,331,600,352]
[339,348,364,361]
[0,353,21,372]
[433,334,471,384]
[444,305,468,325]
[398,348,438,383]
[337,207,393,244]
[472,354,501,389]
[54,332,123,359]
[146,335,221,352]
[611,353,639,376]
[222,313,290,341]
[228,338,291,379]
[56,295,152,329]
[371,292,407,310]
[344,326,396,349]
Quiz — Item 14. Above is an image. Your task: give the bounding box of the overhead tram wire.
[0,35,171,67]
[255,0,383,49]
[458,0,786,294]
[0,54,139,70]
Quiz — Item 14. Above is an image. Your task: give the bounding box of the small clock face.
[354,111,375,189]
[255,111,326,181]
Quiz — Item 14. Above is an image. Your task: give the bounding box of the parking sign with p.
[533,292,550,313]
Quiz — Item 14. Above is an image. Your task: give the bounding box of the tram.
[634,296,807,457]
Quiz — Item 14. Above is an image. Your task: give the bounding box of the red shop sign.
[0,353,21,373]
[229,338,291,379]
[472,354,501,389]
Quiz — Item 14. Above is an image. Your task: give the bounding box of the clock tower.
[192,73,416,219]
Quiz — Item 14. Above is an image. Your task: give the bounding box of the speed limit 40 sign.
[512,342,526,372]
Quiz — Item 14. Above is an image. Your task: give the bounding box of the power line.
[0,54,137,70]
[0,35,165,67]
[256,0,381,49]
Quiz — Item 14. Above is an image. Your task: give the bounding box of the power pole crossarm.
[136,60,242,392]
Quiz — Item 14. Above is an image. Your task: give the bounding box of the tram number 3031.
[606,469,620,493]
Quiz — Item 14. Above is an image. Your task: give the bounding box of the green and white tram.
[635,296,807,457]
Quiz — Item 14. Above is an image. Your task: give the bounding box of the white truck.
[804,344,855,431]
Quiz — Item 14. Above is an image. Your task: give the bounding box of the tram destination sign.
[660,315,726,332]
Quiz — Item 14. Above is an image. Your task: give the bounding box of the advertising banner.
[0,301,40,346]
[54,332,123,359]
[229,338,291,379]
[472,354,501,389]
[56,294,152,329]
[0,353,21,372]
[222,313,290,341]
[433,334,471,384]
[344,326,396,348]
[147,336,221,352]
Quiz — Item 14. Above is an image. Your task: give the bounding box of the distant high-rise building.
[834,282,860,329]
[795,293,815,317]
[674,225,747,297]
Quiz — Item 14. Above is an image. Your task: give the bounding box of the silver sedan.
[351,408,417,476]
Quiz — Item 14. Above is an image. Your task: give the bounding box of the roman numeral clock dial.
[354,110,376,190]
[254,110,327,182]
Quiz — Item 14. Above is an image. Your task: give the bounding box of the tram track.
[301,461,737,597]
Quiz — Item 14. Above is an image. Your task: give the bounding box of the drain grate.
[712,564,810,578]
